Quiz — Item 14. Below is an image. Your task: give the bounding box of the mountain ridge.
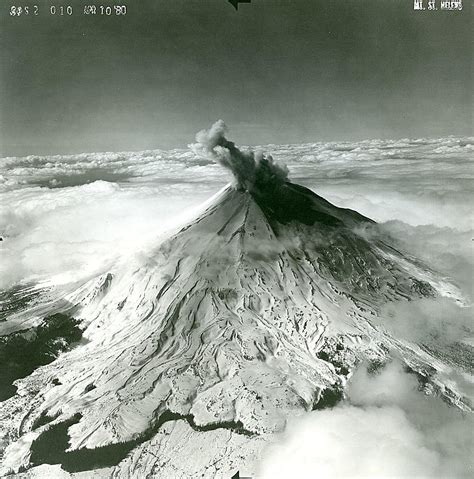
[0,123,470,478]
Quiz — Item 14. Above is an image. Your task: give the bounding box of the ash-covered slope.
[0,122,468,478]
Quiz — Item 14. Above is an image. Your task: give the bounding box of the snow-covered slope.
[0,122,470,478]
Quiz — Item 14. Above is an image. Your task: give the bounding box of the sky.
[1,0,472,157]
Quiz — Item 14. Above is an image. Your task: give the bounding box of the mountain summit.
[0,123,468,478]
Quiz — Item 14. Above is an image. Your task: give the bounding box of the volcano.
[0,122,469,478]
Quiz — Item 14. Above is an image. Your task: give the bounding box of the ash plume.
[190,120,289,192]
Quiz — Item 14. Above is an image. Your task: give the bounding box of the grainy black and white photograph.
[0,0,472,477]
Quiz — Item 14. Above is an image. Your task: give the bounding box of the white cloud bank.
[258,361,473,478]
[0,181,207,289]
[3,134,471,297]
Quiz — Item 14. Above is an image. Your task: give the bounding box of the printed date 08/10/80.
[9,5,127,16]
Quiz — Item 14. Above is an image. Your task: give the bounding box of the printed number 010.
[50,5,73,15]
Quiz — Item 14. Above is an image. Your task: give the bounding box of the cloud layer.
[2,133,472,293]
[0,182,207,290]
[258,361,474,478]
